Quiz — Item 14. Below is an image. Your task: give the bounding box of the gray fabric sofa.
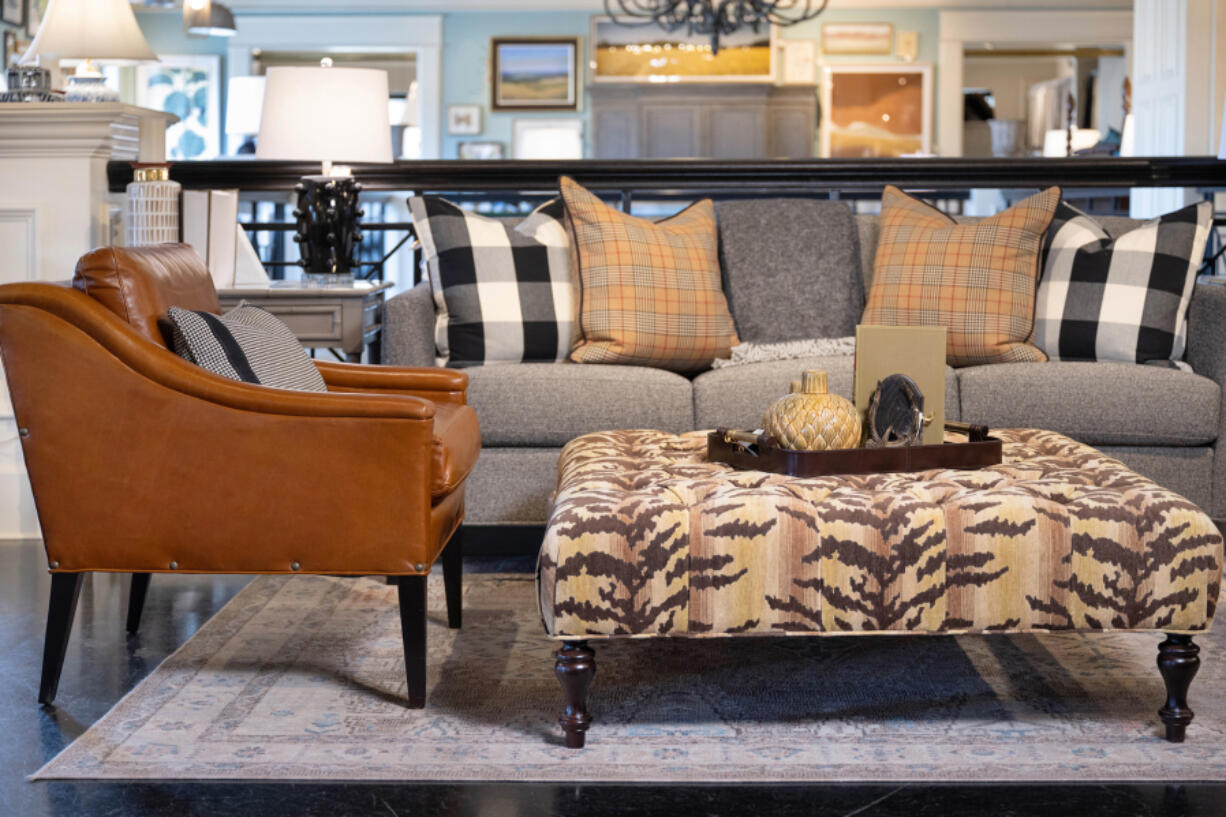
[386,199,1226,527]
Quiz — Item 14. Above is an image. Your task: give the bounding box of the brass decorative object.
[865,373,929,448]
[762,369,861,451]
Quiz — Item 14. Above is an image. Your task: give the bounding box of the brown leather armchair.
[0,244,479,709]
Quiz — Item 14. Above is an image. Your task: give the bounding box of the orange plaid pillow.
[862,185,1060,367]
[561,176,739,371]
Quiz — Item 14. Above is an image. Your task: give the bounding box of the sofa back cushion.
[717,199,863,343]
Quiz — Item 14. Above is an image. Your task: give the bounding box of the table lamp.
[225,76,265,155]
[21,0,157,102]
[257,61,393,285]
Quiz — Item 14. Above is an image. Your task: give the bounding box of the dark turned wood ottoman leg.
[555,641,595,748]
[1158,634,1199,742]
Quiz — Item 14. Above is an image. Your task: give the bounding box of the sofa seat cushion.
[958,362,1220,446]
[693,354,960,431]
[465,363,693,446]
[431,403,482,498]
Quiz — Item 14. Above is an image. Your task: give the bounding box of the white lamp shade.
[23,0,156,63]
[226,76,266,136]
[256,66,393,164]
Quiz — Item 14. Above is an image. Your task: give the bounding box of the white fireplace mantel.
[0,102,176,539]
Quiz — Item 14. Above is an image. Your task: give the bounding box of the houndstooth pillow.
[167,302,327,392]
[1035,201,1212,364]
[408,196,573,367]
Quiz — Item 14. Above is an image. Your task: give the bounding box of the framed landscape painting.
[136,55,222,160]
[591,17,775,83]
[821,22,893,55]
[491,37,579,111]
[821,64,932,158]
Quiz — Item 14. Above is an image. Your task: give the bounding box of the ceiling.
[210,0,1132,12]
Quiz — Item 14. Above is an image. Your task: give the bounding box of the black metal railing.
[109,157,1226,280]
[108,157,1226,195]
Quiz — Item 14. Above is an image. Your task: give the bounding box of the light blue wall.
[442,12,593,159]
[441,8,940,158]
[127,7,942,159]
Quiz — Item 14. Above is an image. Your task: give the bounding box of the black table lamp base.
[293,175,364,285]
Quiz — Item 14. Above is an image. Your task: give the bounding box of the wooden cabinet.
[590,84,816,159]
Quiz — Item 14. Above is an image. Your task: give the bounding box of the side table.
[218,280,393,363]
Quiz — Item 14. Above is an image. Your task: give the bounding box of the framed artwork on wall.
[25,0,45,38]
[512,118,582,159]
[820,64,932,158]
[821,22,893,55]
[491,37,579,111]
[458,141,505,160]
[136,55,222,161]
[3,30,16,68]
[591,17,775,83]
[447,104,482,135]
[2,0,23,28]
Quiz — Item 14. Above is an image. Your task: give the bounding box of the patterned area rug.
[34,574,1226,782]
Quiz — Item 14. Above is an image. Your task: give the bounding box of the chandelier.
[604,0,829,54]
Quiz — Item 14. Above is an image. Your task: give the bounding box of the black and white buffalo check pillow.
[1034,200,1212,364]
[407,196,572,367]
[167,303,327,392]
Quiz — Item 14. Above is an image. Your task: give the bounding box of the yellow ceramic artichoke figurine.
[763,370,862,451]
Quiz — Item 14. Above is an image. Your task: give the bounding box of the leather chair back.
[72,244,220,348]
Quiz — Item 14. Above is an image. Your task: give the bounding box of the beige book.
[853,325,948,446]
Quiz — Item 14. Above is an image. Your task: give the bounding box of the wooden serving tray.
[708,422,1003,478]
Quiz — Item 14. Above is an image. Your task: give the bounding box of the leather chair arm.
[316,360,468,406]
[0,283,436,420]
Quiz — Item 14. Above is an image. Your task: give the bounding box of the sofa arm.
[1188,283,1226,382]
[1186,282,1226,520]
[384,281,437,368]
[315,360,467,405]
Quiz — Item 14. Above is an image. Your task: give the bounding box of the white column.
[0,103,176,539]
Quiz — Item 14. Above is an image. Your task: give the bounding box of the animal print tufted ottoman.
[537,428,1223,748]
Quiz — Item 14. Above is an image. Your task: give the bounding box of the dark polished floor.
[3,537,1224,817]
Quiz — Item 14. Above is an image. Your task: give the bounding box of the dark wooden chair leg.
[1158,634,1199,742]
[40,573,84,706]
[126,573,151,635]
[442,528,463,630]
[555,640,596,748]
[395,575,428,709]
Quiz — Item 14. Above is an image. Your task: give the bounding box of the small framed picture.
[512,118,582,160]
[3,30,16,68]
[1,0,23,27]
[25,0,45,38]
[491,37,579,111]
[458,141,505,160]
[447,104,482,136]
[821,22,893,55]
